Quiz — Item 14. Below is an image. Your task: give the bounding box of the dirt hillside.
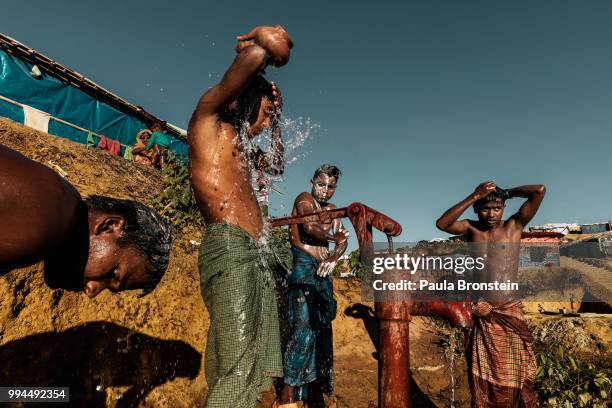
[1,118,610,407]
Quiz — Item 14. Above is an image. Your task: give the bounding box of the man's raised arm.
[436,181,497,234]
[191,45,268,120]
[190,25,291,122]
[508,184,546,227]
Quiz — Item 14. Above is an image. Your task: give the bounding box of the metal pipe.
[376,301,411,408]
[271,203,411,408]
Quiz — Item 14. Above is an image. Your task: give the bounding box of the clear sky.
[2,1,611,245]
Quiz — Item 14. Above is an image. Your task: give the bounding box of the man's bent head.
[83,196,172,298]
[235,75,280,138]
[311,164,341,204]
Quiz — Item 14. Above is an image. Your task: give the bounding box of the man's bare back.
[0,145,83,270]
[0,144,172,297]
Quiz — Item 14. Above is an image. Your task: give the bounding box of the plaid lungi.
[467,300,538,408]
[199,223,283,408]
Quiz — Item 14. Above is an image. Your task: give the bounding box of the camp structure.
[529,223,581,235]
[520,231,563,267]
[0,32,187,158]
[561,231,612,259]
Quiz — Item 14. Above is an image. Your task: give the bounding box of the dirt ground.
[1,118,610,407]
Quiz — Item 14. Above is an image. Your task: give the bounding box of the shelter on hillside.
[529,223,581,235]
[520,231,563,267]
[561,231,612,259]
[580,222,611,234]
[0,32,187,159]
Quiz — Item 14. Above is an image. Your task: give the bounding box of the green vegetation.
[348,249,363,278]
[150,153,202,228]
[535,345,611,407]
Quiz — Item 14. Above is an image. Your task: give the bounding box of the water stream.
[448,327,457,408]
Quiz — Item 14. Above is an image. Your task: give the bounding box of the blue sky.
[2,0,611,245]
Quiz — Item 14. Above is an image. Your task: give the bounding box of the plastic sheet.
[0,50,187,159]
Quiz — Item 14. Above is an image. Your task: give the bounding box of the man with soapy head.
[277,164,349,408]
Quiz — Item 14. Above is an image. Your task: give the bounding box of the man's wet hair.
[473,187,510,210]
[86,196,173,295]
[313,164,342,181]
[250,74,276,101]
[239,74,277,115]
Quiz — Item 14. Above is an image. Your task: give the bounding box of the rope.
[0,94,131,148]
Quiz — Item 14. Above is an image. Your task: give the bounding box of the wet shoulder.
[294,191,315,206]
[0,146,83,263]
[187,110,223,147]
[500,218,523,242]
[292,192,318,217]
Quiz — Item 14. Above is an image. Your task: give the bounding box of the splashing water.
[449,327,457,408]
[218,113,320,286]
[278,116,318,165]
[253,115,318,213]
[237,113,319,230]
[248,115,318,165]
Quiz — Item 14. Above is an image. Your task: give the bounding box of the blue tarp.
[0,49,187,158]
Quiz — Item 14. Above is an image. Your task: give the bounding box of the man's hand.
[236,25,292,67]
[330,229,349,245]
[317,259,337,278]
[473,181,497,200]
[316,229,349,277]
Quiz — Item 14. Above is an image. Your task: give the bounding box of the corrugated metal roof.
[521,231,564,239]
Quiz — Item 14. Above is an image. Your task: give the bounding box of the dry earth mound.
[3,118,609,407]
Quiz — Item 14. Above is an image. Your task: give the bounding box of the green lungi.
[199,223,283,408]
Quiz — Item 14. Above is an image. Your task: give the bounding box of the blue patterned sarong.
[283,247,337,400]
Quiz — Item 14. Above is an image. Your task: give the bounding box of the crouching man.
[0,144,172,297]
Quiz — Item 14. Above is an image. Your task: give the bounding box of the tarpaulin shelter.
[0,32,188,159]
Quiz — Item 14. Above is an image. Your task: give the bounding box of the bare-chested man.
[187,25,292,407]
[278,164,349,408]
[436,181,546,408]
[0,144,172,298]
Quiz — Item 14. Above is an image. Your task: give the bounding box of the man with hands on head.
[278,164,349,408]
[187,25,292,407]
[436,181,546,408]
